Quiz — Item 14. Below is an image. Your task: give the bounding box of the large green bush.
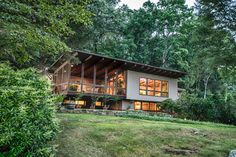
[177,93,236,125]
[0,63,59,156]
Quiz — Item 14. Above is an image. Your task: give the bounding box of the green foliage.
[0,0,92,69]
[176,93,236,125]
[160,99,177,114]
[0,63,59,156]
[177,93,216,121]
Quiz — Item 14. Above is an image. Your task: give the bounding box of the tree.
[196,0,236,38]
[0,0,92,69]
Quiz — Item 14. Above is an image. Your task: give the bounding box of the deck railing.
[54,82,126,96]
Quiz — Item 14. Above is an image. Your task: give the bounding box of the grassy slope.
[55,113,236,157]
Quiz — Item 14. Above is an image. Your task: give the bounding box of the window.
[134,101,141,110]
[76,100,86,105]
[95,101,102,106]
[142,102,149,111]
[134,101,160,112]
[147,79,154,96]
[139,78,169,97]
[149,103,156,111]
[139,78,147,95]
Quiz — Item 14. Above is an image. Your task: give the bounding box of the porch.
[52,53,127,97]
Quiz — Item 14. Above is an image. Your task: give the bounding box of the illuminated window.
[139,78,147,90]
[140,90,146,95]
[155,80,161,91]
[150,103,156,111]
[139,78,168,97]
[76,100,85,105]
[134,101,141,110]
[148,79,154,90]
[148,91,154,96]
[142,102,149,111]
[162,81,168,92]
[155,91,161,97]
[134,101,161,112]
[95,101,102,106]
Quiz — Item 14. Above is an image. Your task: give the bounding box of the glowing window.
[148,91,154,96]
[140,90,146,95]
[95,101,102,106]
[155,92,161,97]
[134,101,141,110]
[150,103,156,111]
[139,78,147,90]
[75,100,86,105]
[155,80,161,91]
[142,102,149,111]
[148,79,154,90]
[162,81,168,93]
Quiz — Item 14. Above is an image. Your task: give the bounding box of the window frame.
[139,77,169,97]
[134,101,161,112]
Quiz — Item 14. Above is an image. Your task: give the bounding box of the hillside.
[55,113,236,157]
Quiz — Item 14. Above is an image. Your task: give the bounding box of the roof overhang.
[49,50,186,78]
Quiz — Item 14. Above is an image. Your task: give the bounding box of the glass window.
[95,101,102,106]
[155,91,161,97]
[148,79,154,90]
[162,81,168,92]
[140,90,146,95]
[139,78,147,90]
[150,103,156,111]
[155,80,161,91]
[161,92,168,97]
[148,91,154,96]
[76,100,85,105]
[142,102,149,111]
[134,101,141,110]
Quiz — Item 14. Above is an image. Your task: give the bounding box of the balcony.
[55,82,126,96]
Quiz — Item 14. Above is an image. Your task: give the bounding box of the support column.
[114,69,118,95]
[105,67,108,94]
[67,62,71,93]
[93,64,96,93]
[81,63,84,92]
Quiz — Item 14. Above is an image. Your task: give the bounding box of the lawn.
[54,113,236,157]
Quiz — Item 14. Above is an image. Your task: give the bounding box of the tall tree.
[0,0,92,69]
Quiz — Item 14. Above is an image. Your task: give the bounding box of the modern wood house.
[49,50,185,111]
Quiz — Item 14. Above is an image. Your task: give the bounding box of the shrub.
[160,99,177,114]
[0,63,59,156]
[177,93,218,121]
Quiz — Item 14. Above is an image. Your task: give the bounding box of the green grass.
[54,113,236,157]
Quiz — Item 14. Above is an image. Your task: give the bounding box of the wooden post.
[105,67,108,94]
[67,62,71,93]
[115,69,118,95]
[93,64,96,93]
[81,63,84,92]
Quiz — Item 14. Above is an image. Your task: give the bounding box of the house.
[49,50,185,111]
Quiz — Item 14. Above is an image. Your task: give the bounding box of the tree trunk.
[203,74,211,99]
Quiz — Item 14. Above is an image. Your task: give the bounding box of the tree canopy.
[0,0,92,69]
